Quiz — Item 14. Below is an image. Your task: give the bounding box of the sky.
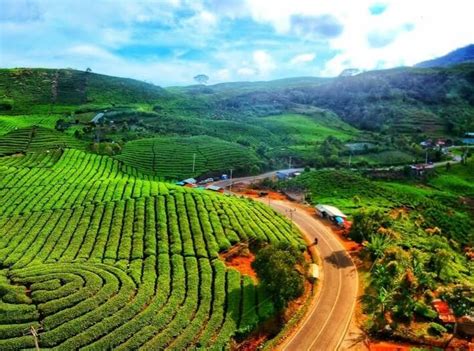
[0,0,473,86]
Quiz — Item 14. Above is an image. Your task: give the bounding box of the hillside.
[115,135,261,179]
[0,149,304,349]
[1,65,473,175]
[0,68,167,114]
[416,44,474,68]
[205,64,474,134]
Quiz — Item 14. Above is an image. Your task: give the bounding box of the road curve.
[264,200,358,351]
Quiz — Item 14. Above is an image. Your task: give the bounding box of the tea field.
[115,135,261,179]
[0,148,304,350]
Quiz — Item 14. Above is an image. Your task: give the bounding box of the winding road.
[269,201,358,350]
[213,172,359,350]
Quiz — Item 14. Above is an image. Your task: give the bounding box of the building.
[315,204,347,226]
[462,132,474,145]
[409,163,435,176]
[276,169,301,180]
[176,178,197,186]
[205,185,224,193]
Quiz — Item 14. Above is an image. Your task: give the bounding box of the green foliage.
[252,244,305,310]
[428,322,447,336]
[115,135,260,179]
[350,210,392,243]
[0,148,304,349]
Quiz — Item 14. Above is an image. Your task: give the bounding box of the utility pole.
[288,156,292,170]
[229,168,233,192]
[348,152,352,168]
[287,208,296,230]
[192,153,196,174]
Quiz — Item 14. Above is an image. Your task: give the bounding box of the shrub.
[428,322,447,336]
[252,243,304,310]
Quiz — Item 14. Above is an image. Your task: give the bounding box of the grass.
[351,150,415,165]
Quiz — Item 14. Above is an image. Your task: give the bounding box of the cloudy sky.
[1,0,473,86]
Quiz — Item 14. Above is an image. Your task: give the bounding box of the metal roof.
[315,204,347,218]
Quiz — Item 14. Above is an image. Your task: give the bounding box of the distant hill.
[0,68,167,114]
[172,64,474,134]
[415,44,474,68]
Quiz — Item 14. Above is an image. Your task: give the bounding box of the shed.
[182,178,197,185]
[205,185,223,193]
[91,113,104,124]
[315,204,347,220]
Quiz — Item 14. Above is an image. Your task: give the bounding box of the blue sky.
[1,0,473,86]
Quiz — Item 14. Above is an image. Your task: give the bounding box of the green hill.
[0,126,85,156]
[0,68,167,114]
[115,135,261,179]
[415,44,474,68]
[202,64,474,135]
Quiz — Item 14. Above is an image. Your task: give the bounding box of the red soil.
[369,342,410,351]
[220,246,258,282]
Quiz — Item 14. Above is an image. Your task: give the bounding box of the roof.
[276,168,300,175]
[205,185,222,191]
[91,113,104,123]
[315,204,347,218]
[410,164,435,170]
[182,178,197,184]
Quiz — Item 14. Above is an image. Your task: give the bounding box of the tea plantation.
[115,136,261,179]
[0,148,304,350]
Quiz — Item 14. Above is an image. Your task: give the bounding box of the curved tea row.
[0,149,303,349]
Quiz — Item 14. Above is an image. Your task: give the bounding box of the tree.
[252,244,305,310]
[349,209,391,243]
[193,74,209,85]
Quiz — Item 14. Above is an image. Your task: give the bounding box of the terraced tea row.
[0,126,84,156]
[0,148,304,349]
[116,136,260,179]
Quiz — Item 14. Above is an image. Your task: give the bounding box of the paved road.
[211,168,303,188]
[266,201,359,351]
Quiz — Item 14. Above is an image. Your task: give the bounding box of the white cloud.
[290,53,316,65]
[237,67,257,76]
[243,0,474,76]
[252,50,276,75]
[1,0,473,84]
[66,45,118,61]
